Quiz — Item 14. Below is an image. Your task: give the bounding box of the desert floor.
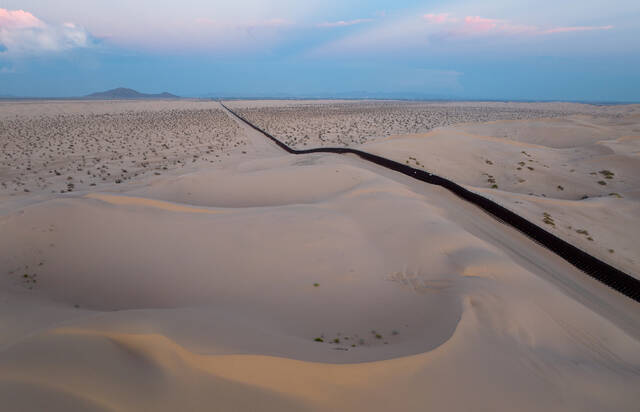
[1,99,639,411]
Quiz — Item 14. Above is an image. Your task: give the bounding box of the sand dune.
[230,101,640,277]
[1,100,639,411]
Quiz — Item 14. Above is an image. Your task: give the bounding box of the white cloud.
[317,19,373,28]
[0,8,91,56]
[423,13,458,24]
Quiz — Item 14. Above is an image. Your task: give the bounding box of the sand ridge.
[86,193,227,214]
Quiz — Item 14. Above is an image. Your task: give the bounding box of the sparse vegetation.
[542,212,555,226]
[0,102,245,195]
[20,273,37,289]
[233,103,573,150]
[599,170,615,179]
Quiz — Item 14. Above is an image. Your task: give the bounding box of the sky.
[0,1,639,101]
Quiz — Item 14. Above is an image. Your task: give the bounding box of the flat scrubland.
[1,99,639,411]
[0,100,244,200]
[229,100,619,147]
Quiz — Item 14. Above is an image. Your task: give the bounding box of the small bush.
[599,170,614,179]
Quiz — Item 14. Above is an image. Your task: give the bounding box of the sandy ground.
[230,101,640,278]
[1,100,639,411]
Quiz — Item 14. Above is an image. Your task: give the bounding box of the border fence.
[220,102,640,303]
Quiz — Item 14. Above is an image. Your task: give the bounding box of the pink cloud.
[0,8,44,29]
[317,19,373,28]
[423,13,457,24]
[543,25,613,34]
[463,16,502,32]
[0,8,91,55]
[423,13,614,38]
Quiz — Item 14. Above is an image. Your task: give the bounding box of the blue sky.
[1,0,639,101]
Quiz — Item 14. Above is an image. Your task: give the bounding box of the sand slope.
[364,117,640,277]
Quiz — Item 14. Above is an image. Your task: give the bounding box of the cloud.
[248,18,291,28]
[196,17,291,29]
[0,9,44,29]
[463,16,502,32]
[0,8,92,56]
[310,10,617,58]
[423,13,458,24]
[543,25,614,34]
[427,12,613,37]
[317,19,373,28]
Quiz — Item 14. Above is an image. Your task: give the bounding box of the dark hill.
[85,88,179,99]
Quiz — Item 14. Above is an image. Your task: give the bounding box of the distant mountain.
[85,88,179,100]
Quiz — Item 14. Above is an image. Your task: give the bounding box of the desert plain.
[1,98,639,411]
